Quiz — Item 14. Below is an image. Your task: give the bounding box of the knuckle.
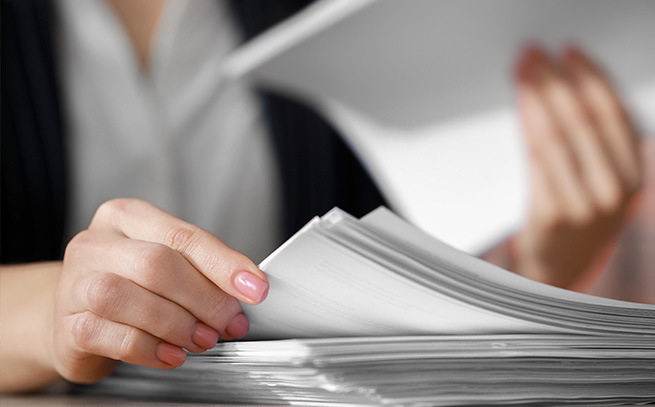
[71,312,99,352]
[201,296,229,328]
[159,316,193,347]
[85,274,124,317]
[64,230,93,259]
[95,198,130,220]
[93,198,149,226]
[540,215,566,236]
[142,304,186,344]
[595,178,625,215]
[206,294,240,328]
[134,243,173,287]
[567,206,595,228]
[165,224,205,254]
[208,293,230,314]
[534,206,565,233]
[117,329,140,361]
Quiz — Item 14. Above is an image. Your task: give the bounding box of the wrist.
[0,262,63,391]
[39,264,61,377]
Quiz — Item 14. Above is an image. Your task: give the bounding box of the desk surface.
[0,394,199,406]
[0,394,269,407]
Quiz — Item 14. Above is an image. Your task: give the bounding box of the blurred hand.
[53,199,268,383]
[512,46,642,289]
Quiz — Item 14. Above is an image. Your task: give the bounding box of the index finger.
[90,199,269,305]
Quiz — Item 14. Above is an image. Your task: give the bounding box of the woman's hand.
[52,198,269,384]
[512,46,642,289]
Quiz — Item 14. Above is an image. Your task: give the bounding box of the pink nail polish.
[234,271,269,303]
[156,342,186,367]
[225,314,250,339]
[192,323,219,349]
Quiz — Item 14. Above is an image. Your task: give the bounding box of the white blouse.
[58,0,282,263]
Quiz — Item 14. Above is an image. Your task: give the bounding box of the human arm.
[0,262,63,391]
[0,198,268,392]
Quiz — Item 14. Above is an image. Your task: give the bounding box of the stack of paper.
[84,335,655,406]
[82,207,655,406]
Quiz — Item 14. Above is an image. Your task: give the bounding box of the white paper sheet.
[224,0,655,253]
[246,210,553,339]
[244,207,655,339]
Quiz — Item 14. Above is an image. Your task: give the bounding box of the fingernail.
[225,313,250,339]
[515,45,539,82]
[234,271,269,303]
[156,342,186,367]
[192,322,219,349]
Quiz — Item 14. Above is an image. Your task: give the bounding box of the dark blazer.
[1,0,386,263]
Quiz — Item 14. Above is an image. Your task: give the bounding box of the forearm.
[0,262,62,392]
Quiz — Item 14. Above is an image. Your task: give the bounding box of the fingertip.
[515,43,535,81]
[526,43,548,63]
[233,254,269,286]
[562,43,583,63]
[233,271,269,304]
[225,313,250,339]
[260,283,269,302]
[247,263,269,283]
[562,45,601,79]
[156,342,186,368]
[515,43,549,83]
[561,44,581,74]
[192,322,219,350]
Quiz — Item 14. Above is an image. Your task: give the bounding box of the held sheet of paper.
[224,0,655,254]
[243,207,655,340]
